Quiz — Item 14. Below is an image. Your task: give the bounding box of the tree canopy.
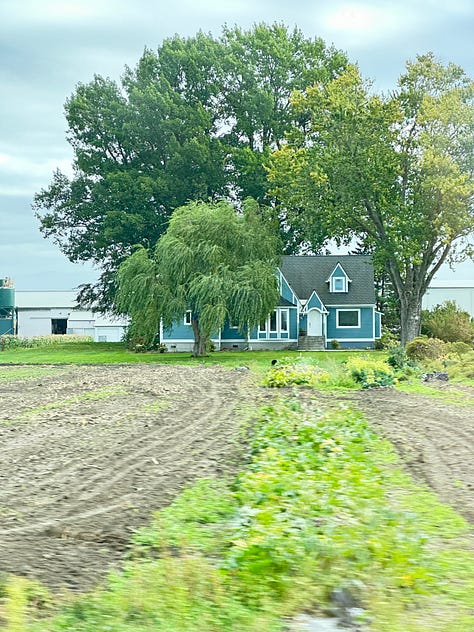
[33,23,347,310]
[116,200,280,356]
[269,54,474,344]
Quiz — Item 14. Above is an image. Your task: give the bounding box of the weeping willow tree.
[116,199,280,356]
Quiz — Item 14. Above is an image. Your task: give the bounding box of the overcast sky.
[0,0,473,290]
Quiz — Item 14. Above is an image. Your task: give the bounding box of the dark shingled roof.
[279,255,375,306]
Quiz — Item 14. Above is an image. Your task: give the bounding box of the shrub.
[421,301,474,344]
[263,359,328,388]
[445,341,472,358]
[345,357,395,388]
[406,336,447,362]
[374,329,399,350]
[0,334,93,349]
[330,339,341,350]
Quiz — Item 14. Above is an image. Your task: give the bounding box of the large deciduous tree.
[33,24,347,310]
[116,200,280,356]
[269,55,474,345]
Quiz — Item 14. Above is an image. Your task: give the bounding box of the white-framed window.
[336,309,360,328]
[184,310,192,325]
[258,317,267,334]
[269,310,278,333]
[331,277,346,292]
[280,309,289,333]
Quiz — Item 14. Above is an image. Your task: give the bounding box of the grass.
[0,341,386,374]
[6,386,128,425]
[397,381,474,405]
[0,367,67,382]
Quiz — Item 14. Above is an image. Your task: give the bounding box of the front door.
[307,309,322,336]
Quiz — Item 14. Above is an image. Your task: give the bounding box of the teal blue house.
[162,255,382,351]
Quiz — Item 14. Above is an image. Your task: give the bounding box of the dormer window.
[327,263,351,293]
[332,277,346,293]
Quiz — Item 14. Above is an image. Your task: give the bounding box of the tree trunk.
[191,317,207,357]
[400,296,422,346]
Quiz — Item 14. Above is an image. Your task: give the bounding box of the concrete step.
[298,335,325,351]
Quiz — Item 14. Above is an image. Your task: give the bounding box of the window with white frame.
[184,310,192,325]
[332,276,346,292]
[280,309,289,332]
[258,317,267,334]
[336,309,360,328]
[269,310,278,332]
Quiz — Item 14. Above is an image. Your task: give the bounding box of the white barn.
[15,290,127,342]
[423,280,474,318]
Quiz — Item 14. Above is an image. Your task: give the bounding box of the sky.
[0,0,473,290]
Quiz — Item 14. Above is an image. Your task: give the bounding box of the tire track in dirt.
[0,364,252,590]
[352,385,474,523]
[0,376,233,522]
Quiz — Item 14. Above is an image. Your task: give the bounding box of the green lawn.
[0,341,385,374]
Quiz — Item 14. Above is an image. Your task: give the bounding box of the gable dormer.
[326,262,352,294]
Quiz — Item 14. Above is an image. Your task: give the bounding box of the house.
[162,255,382,351]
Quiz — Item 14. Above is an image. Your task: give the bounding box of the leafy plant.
[263,359,328,387]
[345,357,396,388]
[422,301,474,344]
[406,336,447,362]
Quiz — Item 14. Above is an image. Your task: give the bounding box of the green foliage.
[387,345,410,370]
[0,334,92,349]
[269,54,474,345]
[443,350,474,383]
[330,338,340,349]
[263,360,325,387]
[375,329,400,350]
[117,199,280,355]
[33,24,347,309]
[445,341,472,357]
[406,336,447,362]
[422,301,474,344]
[346,357,396,388]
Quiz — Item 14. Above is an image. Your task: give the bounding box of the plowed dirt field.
[0,364,250,591]
[0,365,473,593]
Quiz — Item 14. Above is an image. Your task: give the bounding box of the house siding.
[326,306,374,342]
[279,271,296,305]
[375,311,382,338]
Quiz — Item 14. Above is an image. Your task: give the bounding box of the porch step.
[298,335,325,351]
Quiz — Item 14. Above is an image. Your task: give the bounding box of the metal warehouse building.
[3,282,127,342]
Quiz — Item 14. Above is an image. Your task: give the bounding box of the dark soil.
[352,383,474,523]
[0,364,250,591]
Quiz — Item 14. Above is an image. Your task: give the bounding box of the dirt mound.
[0,365,250,591]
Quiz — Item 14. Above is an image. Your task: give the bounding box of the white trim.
[164,338,221,343]
[249,338,298,343]
[326,263,352,284]
[326,304,374,307]
[336,308,361,328]
[276,267,299,307]
[304,290,328,314]
[184,310,192,325]
[159,318,164,341]
[269,309,278,333]
[279,308,289,333]
[330,338,375,342]
[331,276,347,293]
